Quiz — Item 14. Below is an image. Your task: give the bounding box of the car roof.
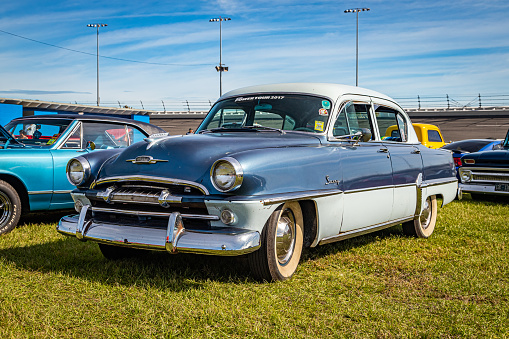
[220,83,395,103]
[9,114,165,135]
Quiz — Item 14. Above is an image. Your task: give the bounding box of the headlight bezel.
[210,157,243,192]
[66,156,91,186]
[459,169,472,183]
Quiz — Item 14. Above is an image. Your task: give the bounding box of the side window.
[345,103,374,140]
[375,105,407,142]
[428,130,443,142]
[61,124,82,149]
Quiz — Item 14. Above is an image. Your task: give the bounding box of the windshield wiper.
[198,127,257,134]
[242,126,285,134]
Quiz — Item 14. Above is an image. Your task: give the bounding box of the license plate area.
[495,183,509,192]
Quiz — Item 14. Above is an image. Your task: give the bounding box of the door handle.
[378,148,389,153]
[412,149,421,154]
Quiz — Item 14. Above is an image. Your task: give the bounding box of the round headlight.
[210,157,243,192]
[460,170,472,183]
[66,157,91,186]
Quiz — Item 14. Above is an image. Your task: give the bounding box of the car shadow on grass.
[0,219,408,288]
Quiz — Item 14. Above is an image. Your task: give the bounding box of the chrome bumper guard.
[57,205,261,256]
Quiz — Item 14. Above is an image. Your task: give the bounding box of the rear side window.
[428,130,443,142]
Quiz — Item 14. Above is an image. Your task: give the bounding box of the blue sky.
[0,0,508,110]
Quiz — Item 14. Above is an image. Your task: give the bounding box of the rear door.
[376,103,423,220]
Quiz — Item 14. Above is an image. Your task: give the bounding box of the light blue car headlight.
[210,157,243,192]
[66,157,91,186]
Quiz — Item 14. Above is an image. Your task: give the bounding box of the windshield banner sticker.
[235,96,285,102]
[314,121,324,132]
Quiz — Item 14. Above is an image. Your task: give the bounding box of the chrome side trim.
[53,190,73,194]
[344,184,394,195]
[260,189,343,206]
[28,190,54,195]
[90,206,220,221]
[420,178,457,188]
[91,175,209,195]
[319,216,414,245]
[28,190,73,195]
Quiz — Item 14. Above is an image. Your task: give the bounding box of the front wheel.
[403,195,437,238]
[248,202,304,281]
[0,180,22,235]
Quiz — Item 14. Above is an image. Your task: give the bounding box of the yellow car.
[385,123,445,149]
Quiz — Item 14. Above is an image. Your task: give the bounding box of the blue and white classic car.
[58,83,457,281]
[0,114,165,235]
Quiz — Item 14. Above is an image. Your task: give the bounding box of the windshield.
[197,94,332,133]
[4,119,72,147]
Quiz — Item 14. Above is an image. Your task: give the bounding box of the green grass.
[0,198,508,338]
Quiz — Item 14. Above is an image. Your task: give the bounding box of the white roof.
[221,83,395,103]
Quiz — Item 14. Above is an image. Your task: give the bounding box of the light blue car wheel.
[0,180,22,235]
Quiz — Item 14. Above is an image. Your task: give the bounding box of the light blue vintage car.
[58,83,458,281]
[0,114,165,235]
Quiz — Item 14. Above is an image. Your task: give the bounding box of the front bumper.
[57,205,261,256]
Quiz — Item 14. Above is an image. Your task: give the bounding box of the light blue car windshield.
[197,94,332,134]
[5,119,72,147]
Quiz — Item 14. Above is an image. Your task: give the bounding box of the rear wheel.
[403,195,437,238]
[0,180,22,235]
[248,202,304,281]
[98,243,144,260]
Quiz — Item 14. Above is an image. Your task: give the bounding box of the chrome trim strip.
[261,189,343,206]
[91,175,209,195]
[53,190,73,194]
[28,190,53,195]
[29,190,74,195]
[344,184,394,195]
[90,206,220,221]
[420,178,457,188]
[319,216,414,245]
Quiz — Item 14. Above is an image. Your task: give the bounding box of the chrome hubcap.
[276,208,296,265]
[0,191,13,226]
[420,197,432,229]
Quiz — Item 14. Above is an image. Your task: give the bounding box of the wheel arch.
[0,174,30,214]
[298,200,318,248]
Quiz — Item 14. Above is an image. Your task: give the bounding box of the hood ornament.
[126,155,168,165]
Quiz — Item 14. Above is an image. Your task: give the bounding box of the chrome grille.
[468,168,509,183]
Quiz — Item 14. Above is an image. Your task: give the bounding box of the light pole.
[344,8,370,86]
[209,17,230,96]
[87,23,107,106]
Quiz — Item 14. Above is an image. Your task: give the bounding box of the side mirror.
[86,141,96,150]
[358,128,372,142]
[493,143,503,150]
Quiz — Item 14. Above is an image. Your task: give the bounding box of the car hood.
[96,132,322,183]
[462,150,509,167]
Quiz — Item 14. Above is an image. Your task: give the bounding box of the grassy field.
[0,197,508,338]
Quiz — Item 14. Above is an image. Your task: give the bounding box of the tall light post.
[209,17,230,96]
[87,23,107,106]
[344,8,370,86]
